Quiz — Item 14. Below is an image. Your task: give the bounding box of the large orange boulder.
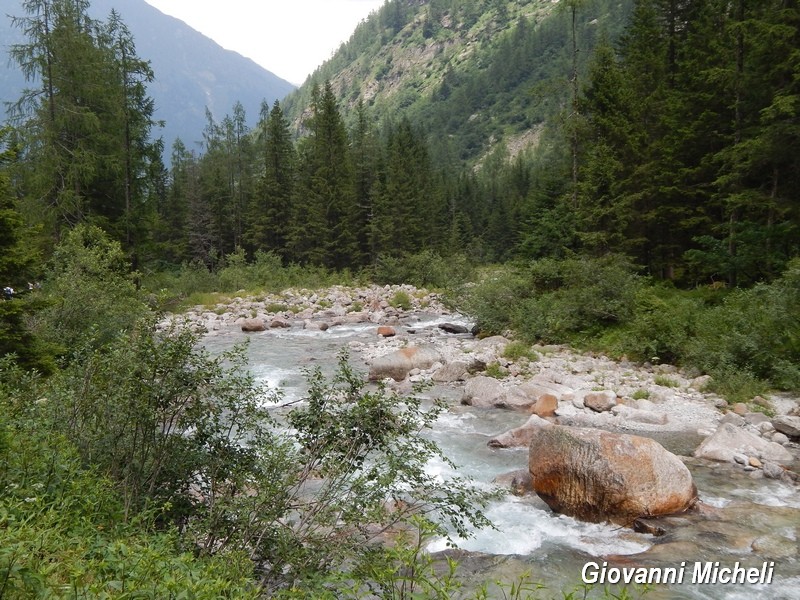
[528,425,697,525]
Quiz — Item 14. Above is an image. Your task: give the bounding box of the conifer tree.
[248,100,296,256]
[290,82,355,268]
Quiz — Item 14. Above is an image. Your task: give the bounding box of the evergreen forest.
[1,0,799,596]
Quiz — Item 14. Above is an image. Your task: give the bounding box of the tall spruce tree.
[290,82,356,268]
[247,100,296,257]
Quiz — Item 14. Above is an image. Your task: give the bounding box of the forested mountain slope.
[284,0,634,166]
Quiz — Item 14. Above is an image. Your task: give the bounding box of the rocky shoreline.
[165,284,800,488]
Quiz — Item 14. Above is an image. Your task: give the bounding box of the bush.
[373,250,474,289]
[29,224,148,355]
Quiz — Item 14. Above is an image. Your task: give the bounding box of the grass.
[502,340,539,362]
[484,362,507,379]
[631,389,650,400]
[653,375,679,388]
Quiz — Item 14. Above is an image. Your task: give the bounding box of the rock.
[732,403,748,416]
[439,323,470,334]
[745,412,770,426]
[377,326,396,337]
[693,423,794,464]
[241,318,266,332]
[749,457,763,468]
[466,359,487,374]
[528,426,697,525]
[633,518,667,537]
[368,346,442,382]
[772,432,790,445]
[733,453,748,465]
[757,421,775,435]
[762,462,786,479]
[488,415,551,448]
[772,415,800,439]
[492,469,534,495]
[461,376,505,408]
[530,394,558,418]
[583,391,617,412]
[612,403,669,425]
[270,317,292,329]
[720,413,746,427]
[432,361,469,383]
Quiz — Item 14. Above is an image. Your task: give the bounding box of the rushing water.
[202,315,800,600]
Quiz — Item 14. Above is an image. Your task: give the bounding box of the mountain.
[0,0,296,153]
[283,0,633,166]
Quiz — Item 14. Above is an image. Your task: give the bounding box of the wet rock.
[772,415,800,439]
[377,326,396,337]
[368,346,442,382]
[439,323,470,334]
[488,415,550,448]
[528,425,697,525]
[492,469,534,495]
[583,391,617,412]
[241,318,266,332]
[633,518,667,536]
[693,423,794,464]
[270,317,292,329]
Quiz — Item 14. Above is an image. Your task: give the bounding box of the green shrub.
[373,250,474,289]
[502,340,539,362]
[631,389,650,400]
[31,224,149,355]
[390,289,413,311]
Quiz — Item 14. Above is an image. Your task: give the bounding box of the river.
[201,312,800,600]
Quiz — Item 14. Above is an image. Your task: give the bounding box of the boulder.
[488,415,550,448]
[461,376,505,407]
[432,361,469,383]
[368,346,442,382]
[528,425,697,525]
[611,403,669,425]
[377,326,396,337]
[269,317,292,329]
[530,393,558,418]
[462,380,565,412]
[583,390,617,412]
[772,415,800,439]
[241,318,266,332]
[693,423,794,464]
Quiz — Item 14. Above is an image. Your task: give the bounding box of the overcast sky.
[144,0,385,85]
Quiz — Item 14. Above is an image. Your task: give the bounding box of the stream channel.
[201,312,800,600]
